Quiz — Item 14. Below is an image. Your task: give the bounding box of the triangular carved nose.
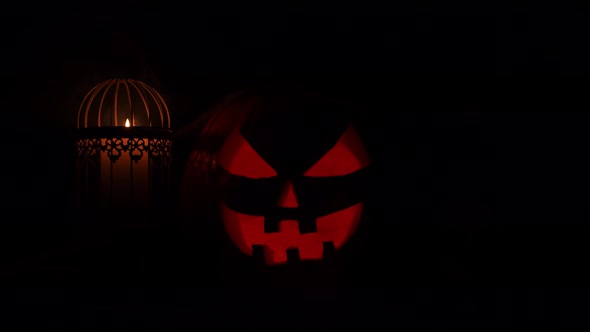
[277,180,299,208]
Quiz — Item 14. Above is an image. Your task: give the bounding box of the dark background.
[2,1,590,330]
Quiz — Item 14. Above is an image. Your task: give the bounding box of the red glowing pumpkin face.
[180,88,371,265]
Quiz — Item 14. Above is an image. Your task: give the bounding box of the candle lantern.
[75,78,172,211]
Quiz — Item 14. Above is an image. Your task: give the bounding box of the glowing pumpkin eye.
[218,129,277,178]
[304,126,370,177]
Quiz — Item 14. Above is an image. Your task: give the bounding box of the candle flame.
[125,119,130,127]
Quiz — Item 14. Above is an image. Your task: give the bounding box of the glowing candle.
[99,119,150,209]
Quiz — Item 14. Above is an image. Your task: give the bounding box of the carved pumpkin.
[179,87,371,265]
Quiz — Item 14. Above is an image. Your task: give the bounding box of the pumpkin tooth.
[264,215,318,234]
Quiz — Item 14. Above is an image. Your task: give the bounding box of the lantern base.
[74,127,172,212]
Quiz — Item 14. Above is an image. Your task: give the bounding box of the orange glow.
[125,118,130,127]
[220,202,363,265]
[218,129,277,178]
[97,137,149,208]
[304,126,370,177]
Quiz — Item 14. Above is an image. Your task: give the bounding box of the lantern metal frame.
[74,78,173,211]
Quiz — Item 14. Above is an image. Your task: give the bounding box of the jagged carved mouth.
[220,202,363,265]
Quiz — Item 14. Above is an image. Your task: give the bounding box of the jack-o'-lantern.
[179,87,371,265]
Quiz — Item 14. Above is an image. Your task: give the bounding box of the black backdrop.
[2,1,590,330]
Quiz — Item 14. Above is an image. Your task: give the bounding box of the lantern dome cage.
[75,78,173,212]
[77,78,171,129]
